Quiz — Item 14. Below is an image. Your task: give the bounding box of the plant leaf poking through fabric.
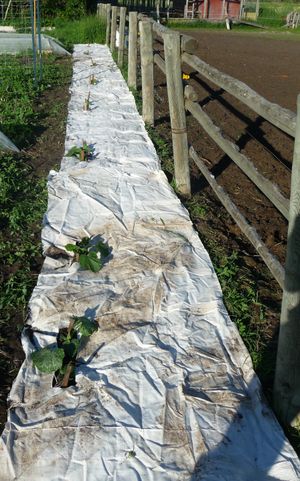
[73,316,98,337]
[31,317,98,386]
[65,237,109,272]
[31,347,65,373]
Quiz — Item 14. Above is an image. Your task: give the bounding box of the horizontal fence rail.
[99,3,300,426]
[182,52,297,138]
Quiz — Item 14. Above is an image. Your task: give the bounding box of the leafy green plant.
[0,54,72,432]
[65,237,109,272]
[31,316,98,387]
[66,141,94,161]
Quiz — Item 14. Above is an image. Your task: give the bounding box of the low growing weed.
[214,251,265,368]
[0,154,46,325]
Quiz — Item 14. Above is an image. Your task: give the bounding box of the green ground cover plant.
[0,54,71,149]
[0,53,72,429]
[0,153,47,319]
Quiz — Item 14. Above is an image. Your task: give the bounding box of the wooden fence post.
[118,6,126,67]
[139,20,154,125]
[128,11,138,89]
[255,0,260,19]
[105,4,111,46]
[110,6,118,52]
[163,32,191,196]
[274,94,300,426]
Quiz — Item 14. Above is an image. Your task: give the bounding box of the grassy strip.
[0,154,47,323]
[0,54,71,317]
[169,19,300,33]
[0,55,71,148]
[44,16,106,51]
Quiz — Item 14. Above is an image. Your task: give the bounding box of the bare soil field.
[156,30,300,266]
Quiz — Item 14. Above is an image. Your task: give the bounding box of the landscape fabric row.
[0,45,299,480]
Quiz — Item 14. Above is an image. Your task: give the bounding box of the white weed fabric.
[0,45,299,481]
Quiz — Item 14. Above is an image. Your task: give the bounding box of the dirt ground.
[155,30,300,267]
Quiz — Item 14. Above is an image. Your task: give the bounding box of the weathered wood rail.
[98,3,300,427]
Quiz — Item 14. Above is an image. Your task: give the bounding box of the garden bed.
[0,44,299,481]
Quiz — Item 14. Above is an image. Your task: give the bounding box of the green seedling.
[89,74,97,85]
[83,92,91,111]
[65,237,109,272]
[31,316,98,387]
[66,141,94,161]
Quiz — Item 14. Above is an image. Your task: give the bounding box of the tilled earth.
[155,29,300,266]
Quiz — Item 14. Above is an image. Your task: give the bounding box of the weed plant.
[0,153,47,340]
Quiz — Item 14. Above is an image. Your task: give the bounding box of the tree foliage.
[41,0,98,19]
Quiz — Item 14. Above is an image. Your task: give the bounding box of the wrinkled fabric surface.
[0,45,299,481]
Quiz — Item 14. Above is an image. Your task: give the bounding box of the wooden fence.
[97,3,300,427]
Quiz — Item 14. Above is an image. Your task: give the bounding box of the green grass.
[258,2,300,27]
[45,15,106,51]
[0,55,70,322]
[214,250,265,369]
[0,53,71,429]
[0,54,71,148]
[0,153,47,322]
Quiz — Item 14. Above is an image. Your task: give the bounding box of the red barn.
[181,0,241,21]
